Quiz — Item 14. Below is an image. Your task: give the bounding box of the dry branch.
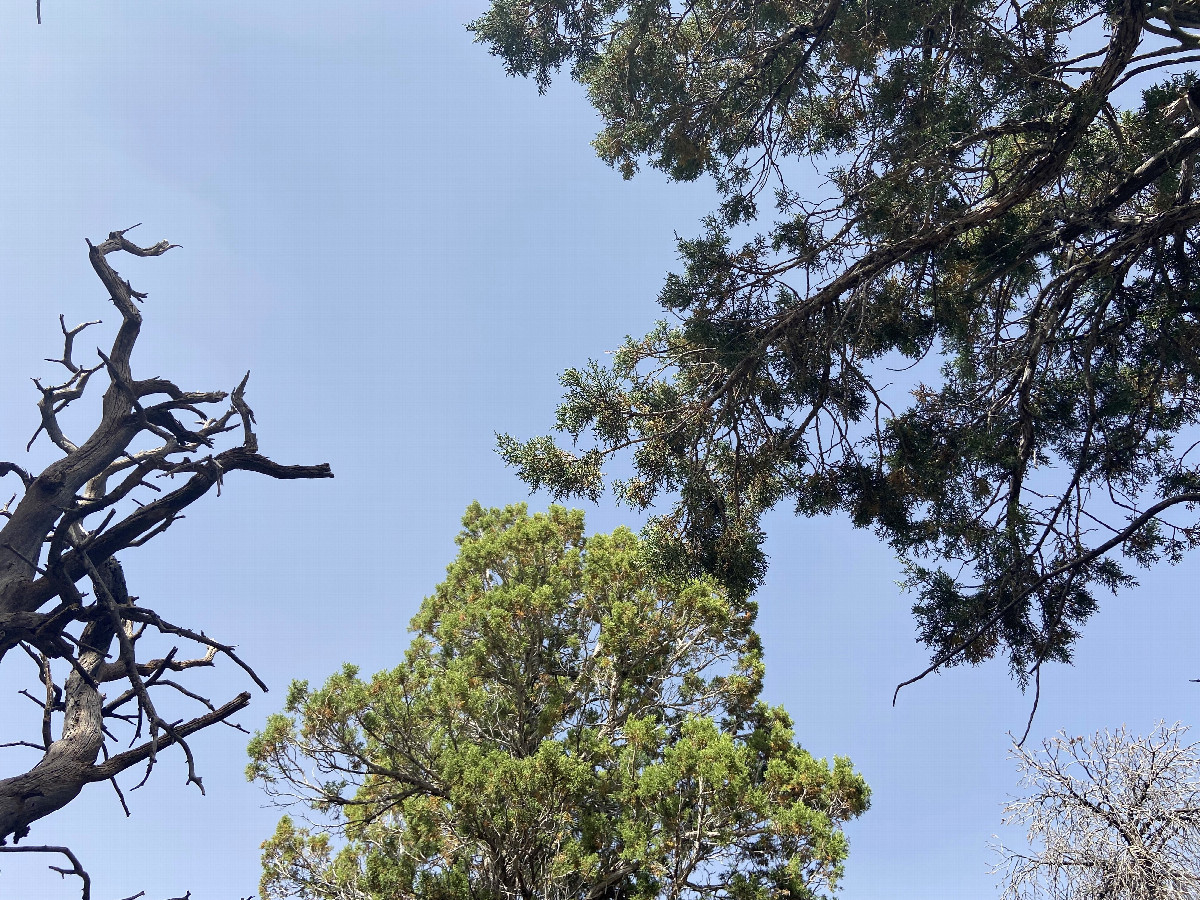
[0,229,333,885]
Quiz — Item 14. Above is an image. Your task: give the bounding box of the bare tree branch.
[0,844,91,900]
[994,723,1200,899]
[0,229,332,896]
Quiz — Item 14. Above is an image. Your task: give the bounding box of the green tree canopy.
[475,0,1200,688]
[247,503,868,900]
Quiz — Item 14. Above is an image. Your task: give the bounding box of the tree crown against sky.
[248,503,869,900]
[995,722,1200,900]
[476,0,1200,689]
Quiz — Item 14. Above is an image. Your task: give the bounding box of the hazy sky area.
[0,3,1197,898]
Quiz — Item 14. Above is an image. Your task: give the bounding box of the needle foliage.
[475,0,1200,684]
[248,504,868,900]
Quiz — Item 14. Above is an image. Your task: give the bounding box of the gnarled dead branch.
[0,228,333,861]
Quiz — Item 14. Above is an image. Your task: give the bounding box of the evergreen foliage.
[248,504,868,900]
[475,0,1200,684]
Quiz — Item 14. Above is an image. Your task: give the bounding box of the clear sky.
[0,2,1196,898]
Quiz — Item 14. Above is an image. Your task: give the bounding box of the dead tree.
[994,723,1200,900]
[0,228,332,889]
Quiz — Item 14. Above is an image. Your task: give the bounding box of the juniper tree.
[248,503,868,900]
[475,0,1200,691]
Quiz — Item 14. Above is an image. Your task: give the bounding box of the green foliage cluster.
[476,0,1200,683]
[248,504,868,900]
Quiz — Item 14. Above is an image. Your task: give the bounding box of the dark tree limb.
[0,844,90,900]
[0,230,332,880]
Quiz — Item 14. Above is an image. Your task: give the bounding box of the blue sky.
[0,2,1197,898]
